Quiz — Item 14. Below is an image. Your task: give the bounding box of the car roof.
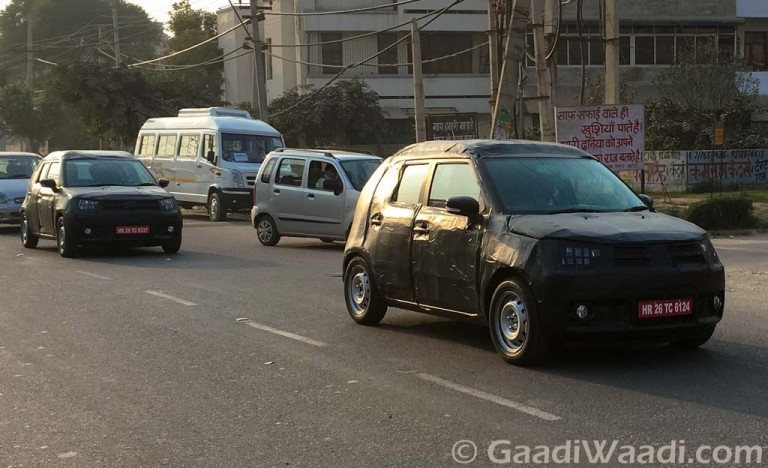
[267,148,382,162]
[43,150,136,161]
[392,139,593,160]
[0,151,41,158]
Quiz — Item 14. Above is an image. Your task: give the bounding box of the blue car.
[0,152,41,225]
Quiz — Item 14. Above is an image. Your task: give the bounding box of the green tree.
[647,43,768,150]
[0,82,50,151]
[268,79,386,147]
[0,0,162,82]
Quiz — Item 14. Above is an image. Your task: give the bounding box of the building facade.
[217,0,768,140]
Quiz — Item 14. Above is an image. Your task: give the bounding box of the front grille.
[101,200,160,211]
[667,242,704,265]
[613,245,650,267]
[246,175,256,186]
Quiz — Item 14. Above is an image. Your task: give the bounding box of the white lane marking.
[245,322,328,347]
[417,373,561,421]
[75,270,112,281]
[145,290,198,306]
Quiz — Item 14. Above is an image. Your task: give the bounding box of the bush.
[685,196,759,230]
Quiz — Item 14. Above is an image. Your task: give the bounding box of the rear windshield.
[340,158,382,191]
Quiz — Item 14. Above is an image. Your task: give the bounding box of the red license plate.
[116,226,150,235]
[638,298,693,318]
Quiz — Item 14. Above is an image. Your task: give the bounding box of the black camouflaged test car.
[342,140,725,366]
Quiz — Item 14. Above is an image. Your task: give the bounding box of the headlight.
[158,197,178,211]
[77,199,98,210]
[701,237,720,264]
[231,170,245,188]
[0,192,7,204]
[562,245,601,267]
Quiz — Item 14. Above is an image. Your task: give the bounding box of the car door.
[37,161,61,236]
[366,162,429,303]
[25,161,47,234]
[174,133,201,199]
[300,159,346,237]
[412,161,483,314]
[269,157,308,234]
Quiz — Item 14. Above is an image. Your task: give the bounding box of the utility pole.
[604,0,619,104]
[532,0,555,141]
[412,19,426,142]
[490,0,529,139]
[250,0,270,122]
[111,0,121,66]
[487,0,500,116]
[26,11,33,86]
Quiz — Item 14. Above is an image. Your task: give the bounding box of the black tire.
[343,257,387,325]
[162,237,182,254]
[207,192,227,222]
[488,279,549,366]
[255,215,280,246]
[56,216,78,258]
[20,212,38,249]
[671,325,716,349]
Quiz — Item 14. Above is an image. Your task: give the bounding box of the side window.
[308,160,339,191]
[46,162,61,183]
[428,163,481,208]
[260,158,277,183]
[138,135,156,156]
[203,134,216,163]
[156,135,177,159]
[34,162,49,183]
[178,134,200,159]
[275,158,306,187]
[393,164,428,204]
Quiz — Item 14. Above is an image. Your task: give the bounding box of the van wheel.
[20,212,38,249]
[256,215,280,246]
[488,279,548,366]
[344,257,387,325]
[208,192,227,222]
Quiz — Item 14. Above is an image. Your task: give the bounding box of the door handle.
[370,213,383,226]
[307,193,315,199]
[413,221,429,234]
[273,189,280,195]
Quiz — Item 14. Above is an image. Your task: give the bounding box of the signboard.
[555,104,645,172]
[427,113,478,141]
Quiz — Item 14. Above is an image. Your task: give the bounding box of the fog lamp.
[167,226,175,233]
[84,228,92,235]
[576,304,589,320]
[713,295,722,312]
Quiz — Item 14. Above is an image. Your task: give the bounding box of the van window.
[260,158,277,183]
[275,158,306,187]
[138,135,156,156]
[178,134,200,159]
[221,133,283,164]
[393,164,428,204]
[156,135,177,158]
[428,163,480,208]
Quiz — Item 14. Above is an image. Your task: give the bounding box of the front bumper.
[220,188,253,212]
[66,210,183,247]
[532,264,725,342]
[0,202,23,224]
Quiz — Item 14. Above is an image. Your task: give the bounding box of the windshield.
[0,155,41,179]
[221,133,284,164]
[340,158,382,191]
[63,158,158,187]
[482,157,644,214]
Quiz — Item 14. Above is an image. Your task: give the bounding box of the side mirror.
[206,151,216,163]
[40,178,57,190]
[446,196,480,219]
[158,178,170,188]
[638,193,654,210]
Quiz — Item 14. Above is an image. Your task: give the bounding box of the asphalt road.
[0,215,766,467]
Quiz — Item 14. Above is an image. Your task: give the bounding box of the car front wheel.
[344,257,387,325]
[56,216,78,258]
[488,279,548,366]
[20,212,38,249]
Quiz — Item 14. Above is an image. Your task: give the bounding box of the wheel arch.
[482,266,534,323]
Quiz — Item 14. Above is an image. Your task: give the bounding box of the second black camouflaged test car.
[342,140,725,366]
[20,151,183,257]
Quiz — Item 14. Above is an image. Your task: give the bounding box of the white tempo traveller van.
[135,107,285,221]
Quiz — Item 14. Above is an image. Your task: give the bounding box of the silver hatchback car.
[251,149,382,246]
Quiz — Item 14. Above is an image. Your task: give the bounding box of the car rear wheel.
[20,212,38,249]
[256,215,280,246]
[162,237,182,254]
[670,325,716,348]
[56,216,77,258]
[344,257,387,325]
[208,192,227,222]
[488,279,548,366]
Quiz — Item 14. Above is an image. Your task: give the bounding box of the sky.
[0,0,234,26]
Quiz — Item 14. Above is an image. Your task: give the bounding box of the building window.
[377,33,399,75]
[421,33,473,74]
[321,33,343,74]
[745,32,767,70]
[655,36,675,64]
[634,36,655,65]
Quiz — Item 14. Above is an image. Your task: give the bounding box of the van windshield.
[221,133,284,164]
